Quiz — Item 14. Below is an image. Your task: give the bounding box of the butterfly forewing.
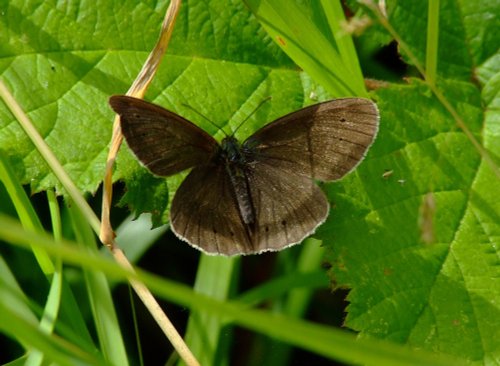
[109,96,218,176]
[244,98,379,181]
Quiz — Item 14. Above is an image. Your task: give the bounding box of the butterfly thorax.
[220,137,256,227]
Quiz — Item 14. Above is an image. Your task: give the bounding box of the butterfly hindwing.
[170,162,254,255]
[246,162,329,253]
[170,159,329,255]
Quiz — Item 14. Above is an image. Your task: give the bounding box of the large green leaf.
[318,0,500,364]
[0,0,330,223]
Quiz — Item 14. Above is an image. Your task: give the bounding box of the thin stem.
[426,0,440,87]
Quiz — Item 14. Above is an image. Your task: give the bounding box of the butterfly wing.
[170,159,329,255]
[109,95,218,176]
[170,162,254,255]
[245,163,329,253]
[243,98,379,181]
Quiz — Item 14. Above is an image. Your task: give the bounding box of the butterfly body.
[109,95,379,255]
[219,137,256,226]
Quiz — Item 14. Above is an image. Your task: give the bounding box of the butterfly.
[109,95,379,255]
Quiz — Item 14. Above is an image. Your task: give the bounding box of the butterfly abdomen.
[221,137,256,227]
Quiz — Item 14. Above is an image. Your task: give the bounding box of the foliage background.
[0,0,498,365]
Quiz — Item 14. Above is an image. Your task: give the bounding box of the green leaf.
[118,168,170,227]
[385,1,472,80]
[244,0,368,97]
[1,0,498,364]
[456,0,500,67]
[318,1,500,364]
[0,0,331,224]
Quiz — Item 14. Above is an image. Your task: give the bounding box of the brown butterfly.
[109,96,379,255]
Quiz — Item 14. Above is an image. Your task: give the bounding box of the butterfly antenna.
[181,103,228,137]
[232,96,272,136]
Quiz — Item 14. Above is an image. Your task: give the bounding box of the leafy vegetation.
[0,0,498,365]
